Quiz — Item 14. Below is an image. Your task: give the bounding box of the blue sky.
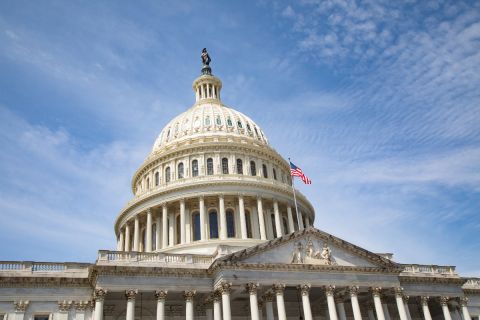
[0,1,479,275]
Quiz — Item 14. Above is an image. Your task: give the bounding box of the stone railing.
[97,250,214,268]
[401,264,458,276]
[0,261,91,277]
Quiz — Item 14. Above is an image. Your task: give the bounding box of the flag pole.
[289,158,301,229]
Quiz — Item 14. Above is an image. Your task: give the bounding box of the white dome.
[152,103,269,153]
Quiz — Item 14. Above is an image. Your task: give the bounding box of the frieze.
[291,237,336,266]
[58,300,73,312]
[0,276,91,288]
[14,300,29,312]
[399,276,465,285]
[93,265,209,278]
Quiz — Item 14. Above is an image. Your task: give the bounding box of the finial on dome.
[201,48,212,75]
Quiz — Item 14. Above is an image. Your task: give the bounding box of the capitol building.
[0,55,479,320]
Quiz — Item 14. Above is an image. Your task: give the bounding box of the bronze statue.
[201,48,211,66]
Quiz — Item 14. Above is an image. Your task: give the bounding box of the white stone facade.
[0,64,478,320]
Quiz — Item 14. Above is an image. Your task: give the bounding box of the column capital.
[371,287,382,297]
[459,297,468,307]
[58,300,73,312]
[74,301,90,311]
[263,291,275,302]
[183,290,196,302]
[147,208,152,214]
[14,300,29,312]
[325,285,336,296]
[94,288,108,301]
[440,296,450,306]
[420,296,430,306]
[246,283,260,295]
[334,293,345,304]
[258,299,264,308]
[125,289,138,301]
[155,290,168,301]
[349,285,359,297]
[218,281,232,294]
[212,291,222,302]
[297,284,311,296]
[402,295,410,304]
[272,283,286,294]
[394,287,404,298]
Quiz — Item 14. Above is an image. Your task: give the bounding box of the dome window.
[165,167,171,183]
[237,120,243,129]
[226,209,235,238]
[207,158,214,175]
[273,168,277,180]
[205,116,211,126]
[209,211,219,239]
[191,160,199,177]
[262,164,268,178]
[222,158,229,174]
[155,172,159,186]
[166,129,171,138]
[178,162,184,179]
[271,213,277,238]
[250,161,257,176]
[227,118,233,127]
[194,117,201,128]
[175,123,179,133]
[236,159,243,174]
[146,177,150,189]
[192,212,201,241]
[254,126,259,136]
[216,116,222,125]
[246,123,252,131]
[245,210,253,238]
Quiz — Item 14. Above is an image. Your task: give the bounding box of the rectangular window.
[34,315,50,320]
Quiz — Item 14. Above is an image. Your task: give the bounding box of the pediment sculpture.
[291,237,337,265]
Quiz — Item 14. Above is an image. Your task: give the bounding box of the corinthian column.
[180,199,186,244]
[263,292,275,320]
[118,230,125,251]
[133,217,140,251]
[239,196,247,239]
[162,205,168,249]
[213,292,222,320]
[287,206,295,233]
[125,289,138,320]
[247,283,260,320]
[273,284,287,320]
[273,200,282,237]
[146,209,152,252]
[459,297,472,320]
[349,286,362,320]
[298,284,312,320]
[125,224,131,251]
[326,285,339,320]
[94,289,107,320]
[394,288,408,320]
[335,294,347,320]
[372,287,386,320]
[257,197,267,240]
[219,282,232,320]
[421,297,432,320]
[199,196,206,241]
[155,290,167,320]
[184,290,196,320]
[440,297,453,320]
[219,195,227,240]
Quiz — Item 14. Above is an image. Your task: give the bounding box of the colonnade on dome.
[115,194,312,253]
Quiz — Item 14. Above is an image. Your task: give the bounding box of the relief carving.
[291,237,337,265]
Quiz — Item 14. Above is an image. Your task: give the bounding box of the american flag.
[289,161,312,185]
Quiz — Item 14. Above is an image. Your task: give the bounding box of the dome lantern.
[193,48,222,103]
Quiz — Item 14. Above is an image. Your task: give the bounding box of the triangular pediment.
[213,227,399,269]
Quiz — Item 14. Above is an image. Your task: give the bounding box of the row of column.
[117,196,310,252]
[93,285,473,320]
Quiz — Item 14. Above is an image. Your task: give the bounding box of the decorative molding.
[94,288,107,301]
[371,287,382,297]
[155,290,168,300]
[263,291,274,302]
[58,300,73,312]
[272,283,285,294]
[246,283,260,294]
[212,291,222,302]
[74,301,91,311]
[459,297,468,307]
[217,281,232,294]
[125,289,138,300]
[420,296,429,306]
[394,287,404,298]
[349,285,359,297]
[14,300,29,312]
[298,284,311,296]
[183,290,196,301]
[325,285,336,296]
[440,296,450,306]
[0,277,90,288]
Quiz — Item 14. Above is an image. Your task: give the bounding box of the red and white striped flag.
[289,161,312,185]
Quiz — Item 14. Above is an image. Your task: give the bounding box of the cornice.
[92,265,210,278]
[399,276,465,285]
[0,276,92,288]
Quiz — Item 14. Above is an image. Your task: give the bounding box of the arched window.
[227,118,233,127]
[176,215,181,244]
[205,116,211,126]
[271,213,277,238]
[165,167,171,183]
[146,178,150,189]
[207,158,214,175]
[155,172,159,186]
[178,162,184,179]
[152,224,157,250]
[250,161,257,176]
[226,209,235,238]
[262,164,268,178]
[273,168,277,180]
[216,116,222,125]
[222,158,229,174]
[192,159,199,177]
[236,159,243,174]
[192,212,201,241]
[245,210,252,238]
[209,211,219,239]
[237,120,243,129]
[142,229,146,252]
[282,217,289,235]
